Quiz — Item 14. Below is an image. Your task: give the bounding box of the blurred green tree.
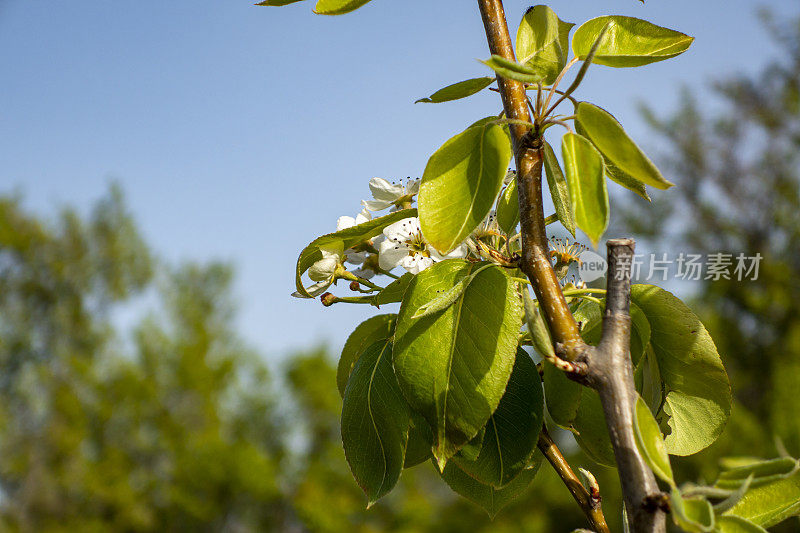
[0,188,286,531]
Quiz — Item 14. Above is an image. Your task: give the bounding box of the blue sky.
[1,0,795,359]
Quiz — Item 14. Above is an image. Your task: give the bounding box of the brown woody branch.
[476,1,666,531]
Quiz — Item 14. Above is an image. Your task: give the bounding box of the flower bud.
[320,292,337,307]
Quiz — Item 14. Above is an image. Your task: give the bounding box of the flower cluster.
[296,176,570,301]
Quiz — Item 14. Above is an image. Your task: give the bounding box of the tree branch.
[538,428,609,533]
[476,2,666,530]
[578,239,667,532]
[477,0,584,356]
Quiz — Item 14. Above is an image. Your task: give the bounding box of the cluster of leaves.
[282,5,800,530]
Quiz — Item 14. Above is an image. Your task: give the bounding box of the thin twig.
[538,428,610,533]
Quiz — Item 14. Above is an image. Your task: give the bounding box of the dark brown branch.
[538,429,609,533]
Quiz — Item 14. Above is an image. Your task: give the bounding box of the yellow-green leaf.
[561,133,608,248]
[516,5,574,85]
[419,119,512,254]
[633,395,675,487]
[576,102,673,189]
[416,77,495,104]
[314,0,372,15]
[543,141,576,236]
[572,16,694,68]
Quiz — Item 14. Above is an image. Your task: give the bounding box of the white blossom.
[362,177,420,212]
[336,208,372,265]
[378,217,466,274]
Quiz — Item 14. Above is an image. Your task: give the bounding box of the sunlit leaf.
[561,133,608,248]
[314,0,372,15]
[716,457,799,490]
[480,55,546,84]
[439,457,541,518]
[716,515,769,533]
[633,395,674,486]
[572,16,694,67]
[515,5,574,85]
[543,141,576,236]
[372,273,414,306]
[670,488,716,532]
[419,119,512,254]
[576,102,673,189]
[725,469,800,527]
[631,285,731,456]
[416,77,495,104]
[496,177,519,235]
[393,260,522,469]
[341,341,409,505]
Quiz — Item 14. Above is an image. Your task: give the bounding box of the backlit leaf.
[561,133,608,248]
[314,0,372,15]
[543,141,576,236]
[633,395,674,486]
[572,16,693,67]
[416,77,495,104]
[419,120,512,254]
[631,285,731,456]
[393,260,522,469]
[337,314,396,397]
[515,5,574,85]
[576,102,673,189]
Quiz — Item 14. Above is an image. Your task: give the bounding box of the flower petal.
[405,178,421,196]
[369,177,404,201]
[336,215,357,231]
[362,199,394,211]
[379,239,408,271]
[308,256,339,281]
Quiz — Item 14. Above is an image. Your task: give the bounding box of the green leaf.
[314,0,372,15]
[341,341,409,505]
[393,260,523,469]
[633,395,674,486]
[572,16,694,67]
[631,285,731,456]
[337,314,396,397]
[543,141,576,237]
[419,119,512,254]
[576,102,673,190]
[716,457,799,490]
[670,488,716,532]
[543,361,582,428]
[716,516,769,533]
[372,273,414,306]
[295,208,416,298]
[561,133,608,248]
[605,161,651,201]
[453,349,544,488]
[439,458,540,518]
[572,387,616,467]
[725,469,800,527]
[256,0,305,5]
[480,55,546,84]
[458,427,486,462]
[522,290,554,360]
[404,412,434,468]
[496,177,520,235]
[410,264,493,319]
[416,77,495,104]
[515,5,575,85]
